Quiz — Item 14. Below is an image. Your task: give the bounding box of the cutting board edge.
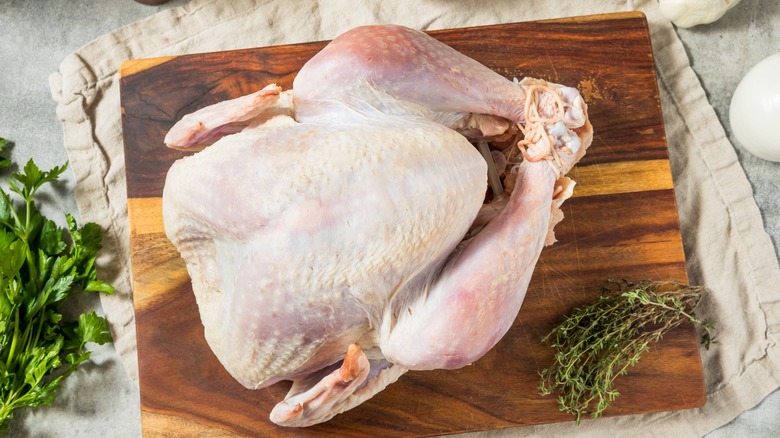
[117,11,649,79]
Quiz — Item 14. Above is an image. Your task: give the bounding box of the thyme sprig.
[538,280,715,424]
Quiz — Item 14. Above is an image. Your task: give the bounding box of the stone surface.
[0,0,777,436]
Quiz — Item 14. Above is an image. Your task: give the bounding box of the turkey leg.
[380,160,558,370]
[293,25,527,123]
[377,79,591,370]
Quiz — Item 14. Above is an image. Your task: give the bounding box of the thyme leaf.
[538,280,715,424]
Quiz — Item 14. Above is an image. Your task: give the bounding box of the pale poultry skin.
[162,25,592,427]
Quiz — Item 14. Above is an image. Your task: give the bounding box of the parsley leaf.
[0,138,10,169]
[0,138,115,431]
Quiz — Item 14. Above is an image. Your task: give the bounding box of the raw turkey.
[162,24,593,427]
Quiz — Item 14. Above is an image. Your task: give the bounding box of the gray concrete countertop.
[0,1,778,436]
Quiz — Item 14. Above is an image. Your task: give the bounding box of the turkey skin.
[162,24,592,427]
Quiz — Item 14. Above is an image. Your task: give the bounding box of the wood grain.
[120,12,705,437]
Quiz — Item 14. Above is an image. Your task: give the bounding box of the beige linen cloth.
[48,0,780,436]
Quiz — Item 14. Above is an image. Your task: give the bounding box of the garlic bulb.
[658,0,742,28]
[729,54,780,162]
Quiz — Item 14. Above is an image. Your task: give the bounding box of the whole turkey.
[162,24,593,427]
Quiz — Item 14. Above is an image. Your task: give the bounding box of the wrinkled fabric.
[48,0,780,436]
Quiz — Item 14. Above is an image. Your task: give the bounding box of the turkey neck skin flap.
[162,24,593,427]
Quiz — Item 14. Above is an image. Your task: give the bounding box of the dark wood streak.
[122,13,705,437]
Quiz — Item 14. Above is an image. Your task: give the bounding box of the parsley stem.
[23,200,39,289]
[5,307,20,370]
[25,196,30,234]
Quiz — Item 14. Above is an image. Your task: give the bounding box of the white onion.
[659,0,742,28]
[729,53,780,162]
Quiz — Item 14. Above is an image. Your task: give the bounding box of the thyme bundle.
[538,280,715,424]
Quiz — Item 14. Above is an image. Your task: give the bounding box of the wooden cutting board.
[120,12,705,437]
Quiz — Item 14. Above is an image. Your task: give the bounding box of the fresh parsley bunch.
[0,137,114,431]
